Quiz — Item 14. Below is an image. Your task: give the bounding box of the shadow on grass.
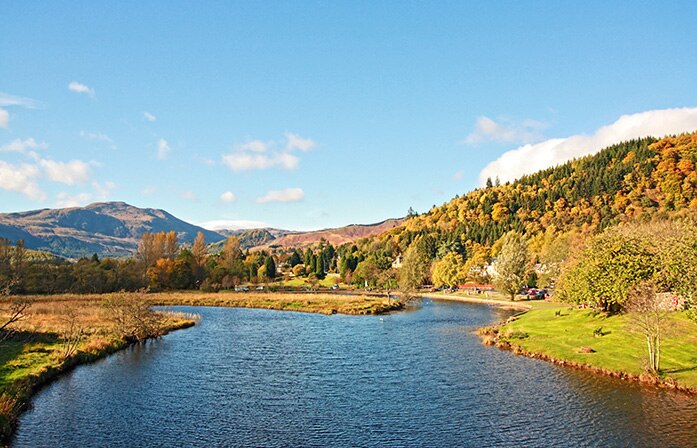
[663,365,697,374]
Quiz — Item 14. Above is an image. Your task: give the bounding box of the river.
[12,299,697,447]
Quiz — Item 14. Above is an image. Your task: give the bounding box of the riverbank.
[1,290,401,444]
[0,294,197,446]
[422,292,536,311]
[479,304,697,394]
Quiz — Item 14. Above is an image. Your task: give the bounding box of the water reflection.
[12,300,697,448]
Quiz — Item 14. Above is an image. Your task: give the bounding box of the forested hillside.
[366,132,697,254]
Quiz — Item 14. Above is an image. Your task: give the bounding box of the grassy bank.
[0,290,400,444]
[150,290,403,315]
[482,305,697,392]
[0,294,196,446]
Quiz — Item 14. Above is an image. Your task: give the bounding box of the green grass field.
[498,306,697,388]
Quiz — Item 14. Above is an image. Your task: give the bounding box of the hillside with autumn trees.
[342,132,697,309]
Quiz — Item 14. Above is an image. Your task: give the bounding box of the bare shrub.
[103,292,164,342]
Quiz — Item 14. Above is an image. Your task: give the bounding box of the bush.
[103,292,164,342]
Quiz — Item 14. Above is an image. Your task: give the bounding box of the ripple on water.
[12,300,697,448]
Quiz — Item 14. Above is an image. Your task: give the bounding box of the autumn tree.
[192,231,207,266]
[493,232,531,301]
[432,252,465,288]
[399,241,431,299]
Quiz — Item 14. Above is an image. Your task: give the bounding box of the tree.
[399,241,430,299]
[432,252,465,288]
[264,256,276,280]
[192,231,207,266]
[492,232,531,301]
[556,226,655,311]
[627,283,665,375]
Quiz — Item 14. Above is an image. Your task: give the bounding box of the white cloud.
[222,152,299,171]
[92,180,116,198]
[0,92,41,108]
[0,93,41,129]
[181,191,198,201]
[55,192,93,208]
[222,132,315,172]
[220,191,236,203]
[157,138,170,160]
[0,161,45,200]
[142,186,157,195]
[79,131,113,143]
[144,112,156,122]
[200,219,271,231]
[479,107,697,186]
[463,116,547,145]
[235,140,269,153]
[1,138,47,153]
[68,81,95,98]
[453,170,464,181]
[256,187,305,204]
[285,132,316,152]
[40,159,92,185]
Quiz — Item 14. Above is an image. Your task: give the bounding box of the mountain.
[0,202,225,259]
[262,218,404,248]
[216,228,294,249]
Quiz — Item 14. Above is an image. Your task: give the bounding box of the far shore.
[421,292,535,311]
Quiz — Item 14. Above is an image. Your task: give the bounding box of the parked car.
[235,285,250,292]
[256,286,264,291]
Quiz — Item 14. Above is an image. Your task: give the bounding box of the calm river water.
[12,299,697,447]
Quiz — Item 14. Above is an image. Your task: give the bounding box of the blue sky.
[2,1,697,230]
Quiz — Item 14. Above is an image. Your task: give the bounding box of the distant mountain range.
[263,219,404,247]
[0,202,226,259]
[0,202,403,259]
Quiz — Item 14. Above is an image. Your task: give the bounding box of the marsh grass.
[0,293,196,445]
[149,290,403,315]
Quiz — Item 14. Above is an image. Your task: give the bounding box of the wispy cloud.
[0,92,42,129]
[0,92,41,108]
[79,131,112,143]
[222,132,315,172]
[0,138,47,154]
[55,192,93,208]
[220,191,236,203]
[68,81,95,98]
[157,138,171,160]
[200,219,271,231]
[55,181,116,208]
[256,187,305,204]
[234,140,269,153]
[453,170,464,181]
[222,152,299,171]
[479,107,697,185]
[285,132,316,152]
[181,191,198,201]
[79,131,115,149]
[143,112,156,122]
[40,159,92,185]
[463,116,547,145]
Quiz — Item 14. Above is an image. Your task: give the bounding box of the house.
[391,255,403,269]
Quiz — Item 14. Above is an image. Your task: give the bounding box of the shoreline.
[1,320,195,447]
[477,311,697,396]
[421,292,533,311]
